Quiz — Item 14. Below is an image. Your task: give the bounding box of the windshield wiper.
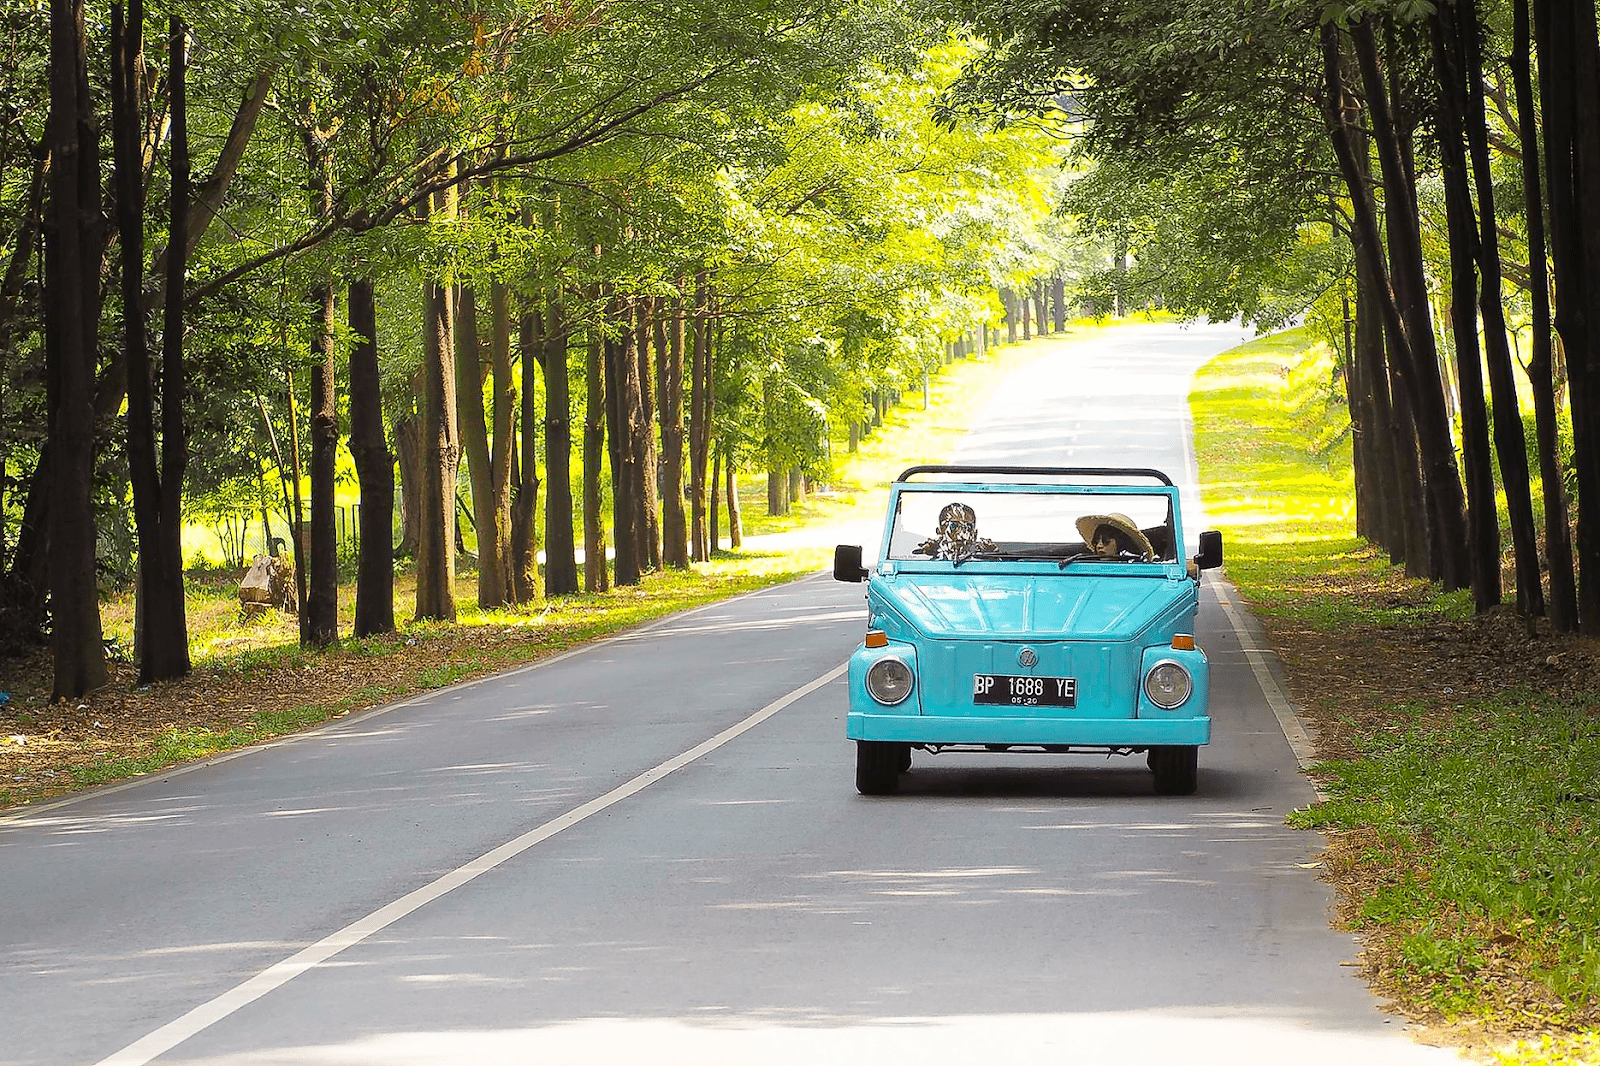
[1056,551,1102,568]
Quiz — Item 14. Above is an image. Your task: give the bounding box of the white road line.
[1206,574,1322,780]
[91,661,849,1066]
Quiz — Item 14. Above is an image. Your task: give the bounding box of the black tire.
[897,744,913,774]
[1150,745,1199,795]
[856,741,901,795]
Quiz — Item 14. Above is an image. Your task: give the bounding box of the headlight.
[1144,660,1193,709]
[865,656,914,705]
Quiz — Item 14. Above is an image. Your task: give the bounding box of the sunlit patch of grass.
[1191,328,1468,630]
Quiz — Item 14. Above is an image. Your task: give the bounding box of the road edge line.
[91,660,848,1066]
[1206,573,1323,792]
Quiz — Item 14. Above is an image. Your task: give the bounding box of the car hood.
[874,572,1188,641]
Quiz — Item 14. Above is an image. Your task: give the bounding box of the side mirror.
[833,544,869,582]
[1195,530,1223,572]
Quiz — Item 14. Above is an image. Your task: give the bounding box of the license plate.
[973,674,1077,707]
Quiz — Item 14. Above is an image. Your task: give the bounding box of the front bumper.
[846,711,1211,747]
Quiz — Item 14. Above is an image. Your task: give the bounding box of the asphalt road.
[0,322,1462,1065]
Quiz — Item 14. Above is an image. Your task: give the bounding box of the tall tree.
[1450,0,1543,618]
[415,272,458,622]
[1429,7,1499,608]
[113,3,191,680]
[582,326,608,592]
[1533,0,1600,632]
[688,272,711,561]
[605,292,643,586]
[1515,0,1577,631]
[660,294,689,568]
[456,282,512,607]
[1350,14,1469,589]
[42,0,106,696]
[303,128,339,646]
[347,277,394,637]
[539,293,579,596]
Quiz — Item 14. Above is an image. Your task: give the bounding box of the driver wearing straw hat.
[1074,512,1155,560]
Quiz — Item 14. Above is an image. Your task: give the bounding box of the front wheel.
[1150,745,1198,795]
[856,741,902,795]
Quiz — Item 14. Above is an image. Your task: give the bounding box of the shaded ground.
[1254,561,1600,1057]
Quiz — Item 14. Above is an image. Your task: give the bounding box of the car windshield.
[885,487,1178,563]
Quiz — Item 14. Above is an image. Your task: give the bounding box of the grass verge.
[1191,328,1600,1063]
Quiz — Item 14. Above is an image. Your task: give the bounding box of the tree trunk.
[1452,0,1545,618]
[415,277,457,621]
[582,327,608,593]
[155,16,191,669]
[508,301,540,603]
[1430,11,1500,610]
[347,278,394,637]
[456,284,508,608]
[660,293,689,568]
[688,272,711,562]
[1353,222,1404,556]
[114,3,189,680]
[767,468,785,515]
[539,293,578,596]
[1517,0,1577,631]
[634,299,661,573]
[394,409,420,560]
[727,450,741,549]
[1535,0,1600,631]
[1051,273,1067,332]
[1350,16,1470,589]
[710,446,721,555]
[605,294,641,587]
[44,0,107,696]
[488,281,518,602]
[1322,22,1427,573]
[1567,2,1600,633]
[304,131,339,646]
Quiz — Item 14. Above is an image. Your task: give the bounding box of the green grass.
[1288,692,1600,1023]
[1191,327,1471,629]
[1192,329,1600,1056]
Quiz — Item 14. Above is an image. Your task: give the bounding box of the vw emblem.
[1017,647,1038,668]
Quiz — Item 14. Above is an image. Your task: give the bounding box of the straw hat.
[1074,513,1154,559]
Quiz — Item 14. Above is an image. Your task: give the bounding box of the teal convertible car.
[834,466,1222,796]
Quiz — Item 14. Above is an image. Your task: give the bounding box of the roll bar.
[895,465,1175,487]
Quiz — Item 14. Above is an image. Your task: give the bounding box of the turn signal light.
[1171,633,1196,651]
[865,630,889,648]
